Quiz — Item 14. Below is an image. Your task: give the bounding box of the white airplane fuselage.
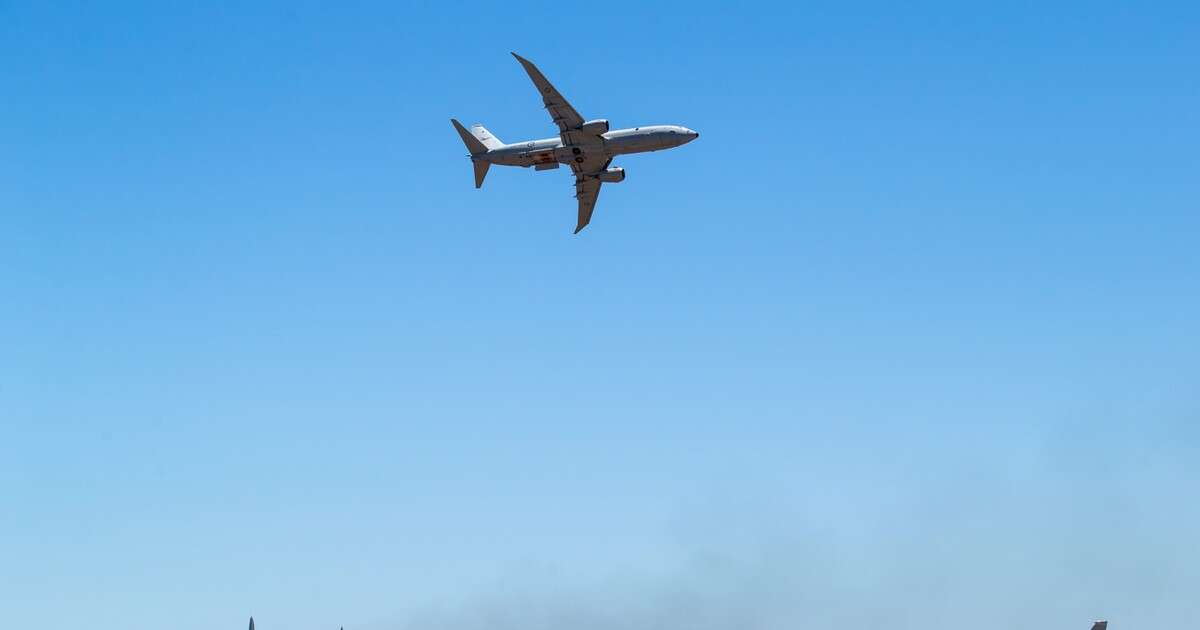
[482,125,698,169]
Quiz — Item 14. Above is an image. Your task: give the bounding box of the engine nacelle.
[579,119,610,135]
[597,167,626,183]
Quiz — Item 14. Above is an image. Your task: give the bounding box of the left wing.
[574,175,602,234]
[511,52,585,134]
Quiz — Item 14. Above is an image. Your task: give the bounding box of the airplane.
[451,52,699,234]
[249,617,341,630]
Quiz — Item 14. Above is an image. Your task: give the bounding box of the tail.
[1091,622,1107,630]
[468,123,503,150]
[451,119,503,188]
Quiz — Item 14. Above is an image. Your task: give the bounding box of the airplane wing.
[569,154,613,233]
[573,175,602,234]
[511,53,609,233]
[511,52,593,145]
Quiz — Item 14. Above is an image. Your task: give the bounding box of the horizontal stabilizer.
[451,118,488,155]
[473,160,490,188]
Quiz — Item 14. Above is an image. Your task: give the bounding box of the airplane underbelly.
[529,150,556,165]
[552,145,600,166]
[511,143,556,166]
[611,135,652,155]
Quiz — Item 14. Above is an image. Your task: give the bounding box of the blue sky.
[3,2,1198,630]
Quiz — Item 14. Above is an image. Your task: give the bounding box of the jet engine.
[579,119,610,135]
[597,167,626,183]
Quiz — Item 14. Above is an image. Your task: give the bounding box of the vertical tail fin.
[469,124,503,150]
[1091,622,1108,630]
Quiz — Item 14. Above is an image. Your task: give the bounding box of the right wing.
[511,52,588,141]
[569,155,613,234]
[573,175,602,234]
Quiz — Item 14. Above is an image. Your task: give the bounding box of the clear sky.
[3,2,1199,630]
